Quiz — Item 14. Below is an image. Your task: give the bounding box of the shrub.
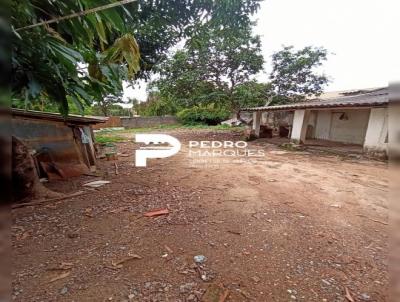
[177,105,230,125]
[95,135,125,144]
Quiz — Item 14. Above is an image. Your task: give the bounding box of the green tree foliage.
[232,81,273,109]
[12,0,260,115]
[130,0,261,80]
[149,0,264,115]
[129,97,141,115]
[269,46,329,104]
[136,92,178,116]
[187,25,264,113]
[12,96,93,115]
[11,0,141,116]
[91,103,131,116]
[93,94,124,116]
[177,105,230,125]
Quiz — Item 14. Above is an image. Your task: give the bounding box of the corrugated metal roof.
[12,108,108,124]
[242,87,388,112]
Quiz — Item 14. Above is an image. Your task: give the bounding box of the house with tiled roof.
[242,87,388,157]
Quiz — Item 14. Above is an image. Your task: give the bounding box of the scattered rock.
[251,276,260,283]
[360,293,371,301]
[194,255,206,264]
[128,293,135,300]
[60,286,68,295]
[201,283,229,302]
[180,282,196,294]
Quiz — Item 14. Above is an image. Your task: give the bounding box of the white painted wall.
[364,108,388,152]
[305,111,317,138]
[314,109,370,144]
[329,109,370,144]
[291,109,309,143]
[314,111,332,140]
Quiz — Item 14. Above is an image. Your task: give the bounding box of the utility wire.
[16,0,137,31]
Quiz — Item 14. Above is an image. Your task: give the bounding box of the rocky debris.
[201,283,229,302]
[179,282,197,294]
[11,130,389,301]
[60,286,68,295]
[360,293,371,301]
[251,276,260,283]
[193,255,206,264]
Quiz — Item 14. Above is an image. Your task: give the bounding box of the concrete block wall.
[120,116,178,128]
[92,116,121,130]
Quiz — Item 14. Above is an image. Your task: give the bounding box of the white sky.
[123,0,399,106]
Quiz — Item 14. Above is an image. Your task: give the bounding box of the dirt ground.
[12,129,389,302]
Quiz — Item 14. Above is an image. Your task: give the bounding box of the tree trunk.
[12,136,62,202]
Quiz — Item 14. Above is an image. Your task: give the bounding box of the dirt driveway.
[12,129,389,301]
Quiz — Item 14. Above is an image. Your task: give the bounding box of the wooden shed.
[12,109,107,179]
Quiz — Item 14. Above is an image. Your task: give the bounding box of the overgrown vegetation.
[12,0,261,116]
[144,43,329,116]
[148,15,265,117]
[95,124,243,140]
[11,1,329,119]
[11,1,141,116]
[177,105,230,125]
[95,134,126,144]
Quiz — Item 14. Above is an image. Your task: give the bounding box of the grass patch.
[115,123,245,133]
[95,135,126,144]
[94,124,245,143]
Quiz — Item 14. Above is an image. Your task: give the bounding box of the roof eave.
[241,102,388,112]
[12,109,108,124]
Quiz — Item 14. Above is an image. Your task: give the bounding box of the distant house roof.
[242,87,388,112]
[12,108,108,124]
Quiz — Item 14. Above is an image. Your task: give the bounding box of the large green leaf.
[101,9,125,32]
[104,33,140,78]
